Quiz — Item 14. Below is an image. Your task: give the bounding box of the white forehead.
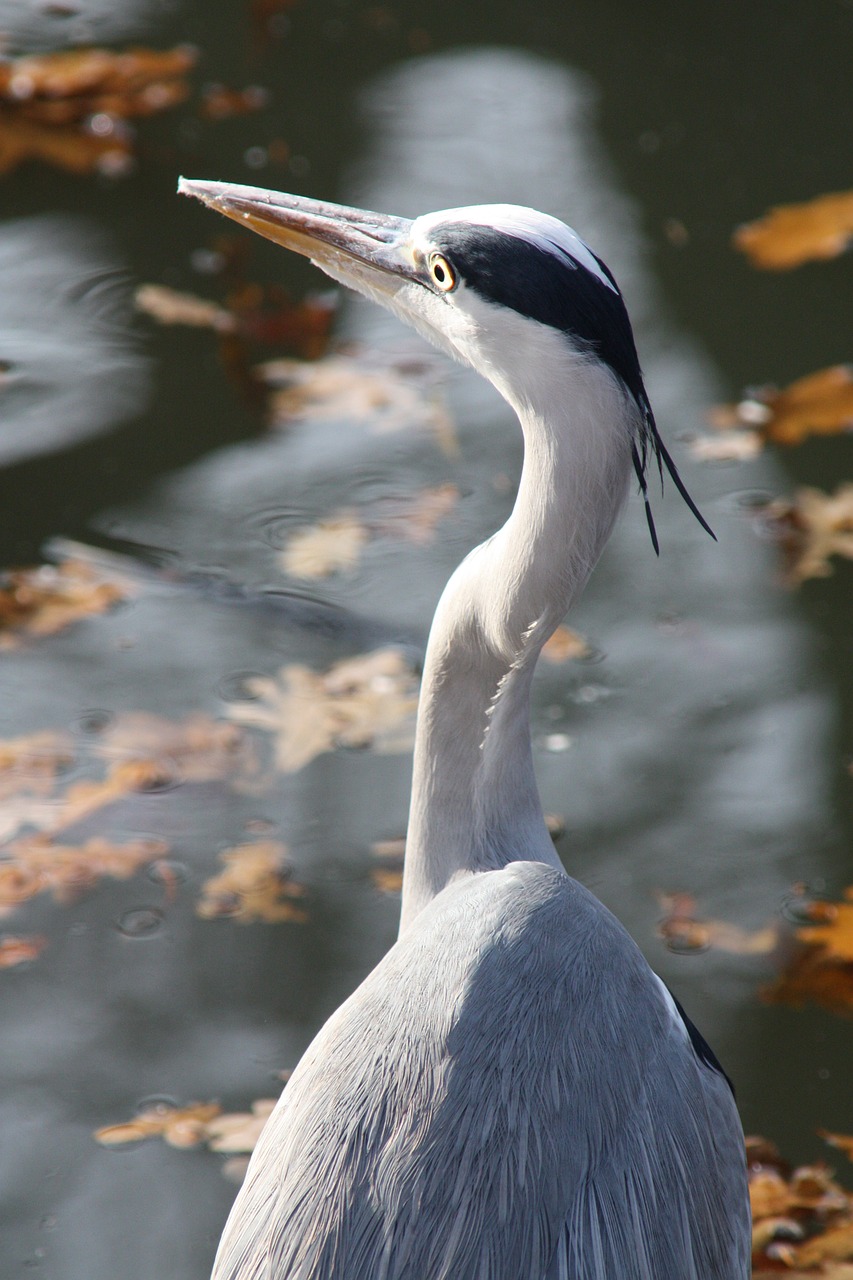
[410,203,617,293]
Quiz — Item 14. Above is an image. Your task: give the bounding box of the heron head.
[178,181,631,381]
[177,180,712,548]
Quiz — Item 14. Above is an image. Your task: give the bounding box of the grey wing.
[212,862,750,1280]
[546,1031,749,1279]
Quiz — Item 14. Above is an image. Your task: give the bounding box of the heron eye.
[428,252,456,292]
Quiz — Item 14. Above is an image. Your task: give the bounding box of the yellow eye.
[428,252,456,292]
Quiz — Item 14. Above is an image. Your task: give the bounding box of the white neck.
[400,329,637,933]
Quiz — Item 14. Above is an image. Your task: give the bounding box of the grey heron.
[179,178,751,1279]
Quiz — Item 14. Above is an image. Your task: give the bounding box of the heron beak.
[178,178,418,296]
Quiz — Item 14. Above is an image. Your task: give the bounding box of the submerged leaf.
[197,841,307,923]
[734,190,853,269]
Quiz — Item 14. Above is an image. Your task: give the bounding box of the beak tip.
[178,176,221,208]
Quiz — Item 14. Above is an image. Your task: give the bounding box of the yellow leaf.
[821,1131,853,1163]
[0,934,47,967]
[656,891,780,956]
[258,352,456,446]
[94,1100,221,1148]
[797,888,853,961]
[197,841,307,924]
[226,647,419,772]
[0,559,134,648]
[764,484,853,584]
[135,284,235,331]
[734,190,853,269]
[280,515,368,579]
[0,835,167,914]
[204,1099,276,1153]
[706,365,853,453]
[541,626,591,663]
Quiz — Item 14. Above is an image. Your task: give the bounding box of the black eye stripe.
[429,223,645,409]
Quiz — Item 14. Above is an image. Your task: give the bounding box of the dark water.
[0,2,851,1276]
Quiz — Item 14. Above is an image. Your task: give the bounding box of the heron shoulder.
[213,863,743,1280]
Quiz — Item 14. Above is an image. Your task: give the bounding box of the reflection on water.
[0,217,149,465]
[0,26,849,1280]
[345,45,836,1082]
[0,0,166,53]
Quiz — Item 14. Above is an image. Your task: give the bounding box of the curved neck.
[400,351,636,933]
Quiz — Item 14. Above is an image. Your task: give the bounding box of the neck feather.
[399,342,636,933]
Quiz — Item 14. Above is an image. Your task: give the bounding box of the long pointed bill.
[178,178,418,290]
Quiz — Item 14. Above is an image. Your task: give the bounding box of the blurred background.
[0,1,851,1276]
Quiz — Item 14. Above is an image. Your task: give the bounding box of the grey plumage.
[177,180,751,1280]
[215,867,746,1278]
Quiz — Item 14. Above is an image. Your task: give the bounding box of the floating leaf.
[0,835,167,914]
[697,365,853,462]
[762,484,853,585]
[749,1135,853,1276]
[0,934,48,968]
[95,1100,222,1149]
[135,284,235,331]
[795,888,853,962]
[280,514,369,579]
[541,626,591,663]
[761,891,853,1015]
[199,84,269,120]
[0,713,262,847]
[204,1099,276,1152]
[0,557,135,648]
[822,1133,853,1165]
[97,712,260,787]
[197,840,307,923]
[760,366,853,446]
[762,946,853,1016]
[258,352,455,445]
[0,45,196,175]
[372,484,461,545]
[280,485,460,580]
[0,731,75,802]
[0,111,133,176]
[794,1220,853,1269]
[657,892,780,955]
[226,647,419,772]
[689,431,763,463]
[734,190,853,269]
